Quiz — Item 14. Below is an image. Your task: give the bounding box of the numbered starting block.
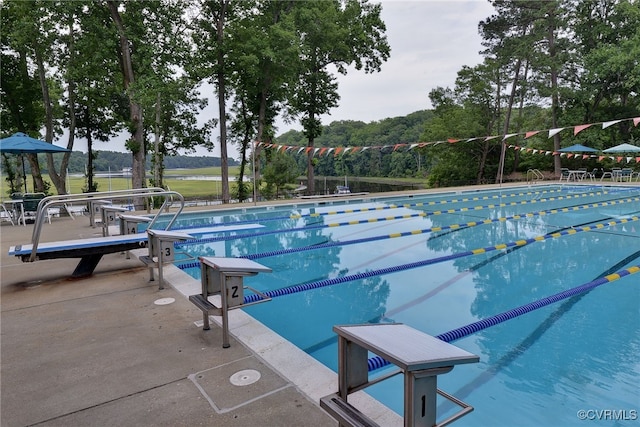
[140,229,193,289]
[320,324,479,427]
[189,257,272,348]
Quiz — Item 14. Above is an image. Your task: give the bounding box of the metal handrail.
[31,187,167,243]
[526,169,544,184]
[28,189,185,262]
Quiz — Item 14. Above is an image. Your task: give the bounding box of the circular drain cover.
[154,297,175,305]
[229,369,261,386]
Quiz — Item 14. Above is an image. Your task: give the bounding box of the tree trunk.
[108,1,146,208]
[547,13,562,176]
[216,0,230,203]
[496,58,523,184]
[306,139,315,195]
[153,92,163,188]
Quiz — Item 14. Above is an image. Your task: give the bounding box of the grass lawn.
[3,165,432,200]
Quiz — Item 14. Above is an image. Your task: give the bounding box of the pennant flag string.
[255,116,639,159]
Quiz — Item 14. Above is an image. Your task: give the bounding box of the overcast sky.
[69,0,496,158]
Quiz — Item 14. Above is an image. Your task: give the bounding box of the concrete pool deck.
[0,200,403,426]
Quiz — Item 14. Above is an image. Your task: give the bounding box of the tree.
[262,151,300,199]
[1,0,62,194]
[106,1,146,203]
[287,0,390,195]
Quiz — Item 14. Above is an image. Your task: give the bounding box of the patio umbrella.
[0,132,71,192]
[602,143,640,153]
[557,144,598,153]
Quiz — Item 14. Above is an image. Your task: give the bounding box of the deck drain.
[229,369,261,386]
[154,297,175,305]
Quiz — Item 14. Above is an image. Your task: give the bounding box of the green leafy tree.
[262,151,300,199]
[287,0,390,195]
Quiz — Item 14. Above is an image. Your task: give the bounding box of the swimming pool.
[162,184,639,426]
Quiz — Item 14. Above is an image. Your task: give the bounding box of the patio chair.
[1,207,14,225]
[619,168,633,182]
[559,168,570,182]
[602,168,621,181]
[585,168,599,181]
[18,193,46,226]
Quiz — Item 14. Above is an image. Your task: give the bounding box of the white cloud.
[319,0,494,125]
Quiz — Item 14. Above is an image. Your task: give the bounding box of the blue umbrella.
[557,144,598,153]
[0,132,71,192]
[602,143,640,153]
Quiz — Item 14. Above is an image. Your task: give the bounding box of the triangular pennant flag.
[573,124,592,135]
[319,147,328,156]
[545,151,553,156]
[343,147,351,154]
[525,148,533,152]
[634,117,640,127]
[617,156,623,162]
[361,146,369,151]
[636,156,640,163]
[532,149,539,154]
[409,143,418,150]
[393,144,403,151]
[503,133,518,140]
[297,147,305,154]
[447,138,460,143]
[305,147,313,154]
[525,131,540,139]
[582,155,589,160]
[485,135,500,141]
[327,147,335,154]
[466,137,481,142]
[334,147,343,156]
[598,156,605,161]
[627,157,632,163]
[549,128,564,138]
[602,120,621,129]
[313,148,320,155]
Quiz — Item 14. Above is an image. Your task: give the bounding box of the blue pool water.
[162,185,640,426]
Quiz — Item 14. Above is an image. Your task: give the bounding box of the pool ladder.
[526,169,544,185]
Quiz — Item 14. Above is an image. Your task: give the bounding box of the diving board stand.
[320,323,479,427]
[139,229,194,290]
[8,234,149,278]
[189,256,272,348]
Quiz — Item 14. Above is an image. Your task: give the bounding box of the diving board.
[7,223,264,279]
[9,233,149,278]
